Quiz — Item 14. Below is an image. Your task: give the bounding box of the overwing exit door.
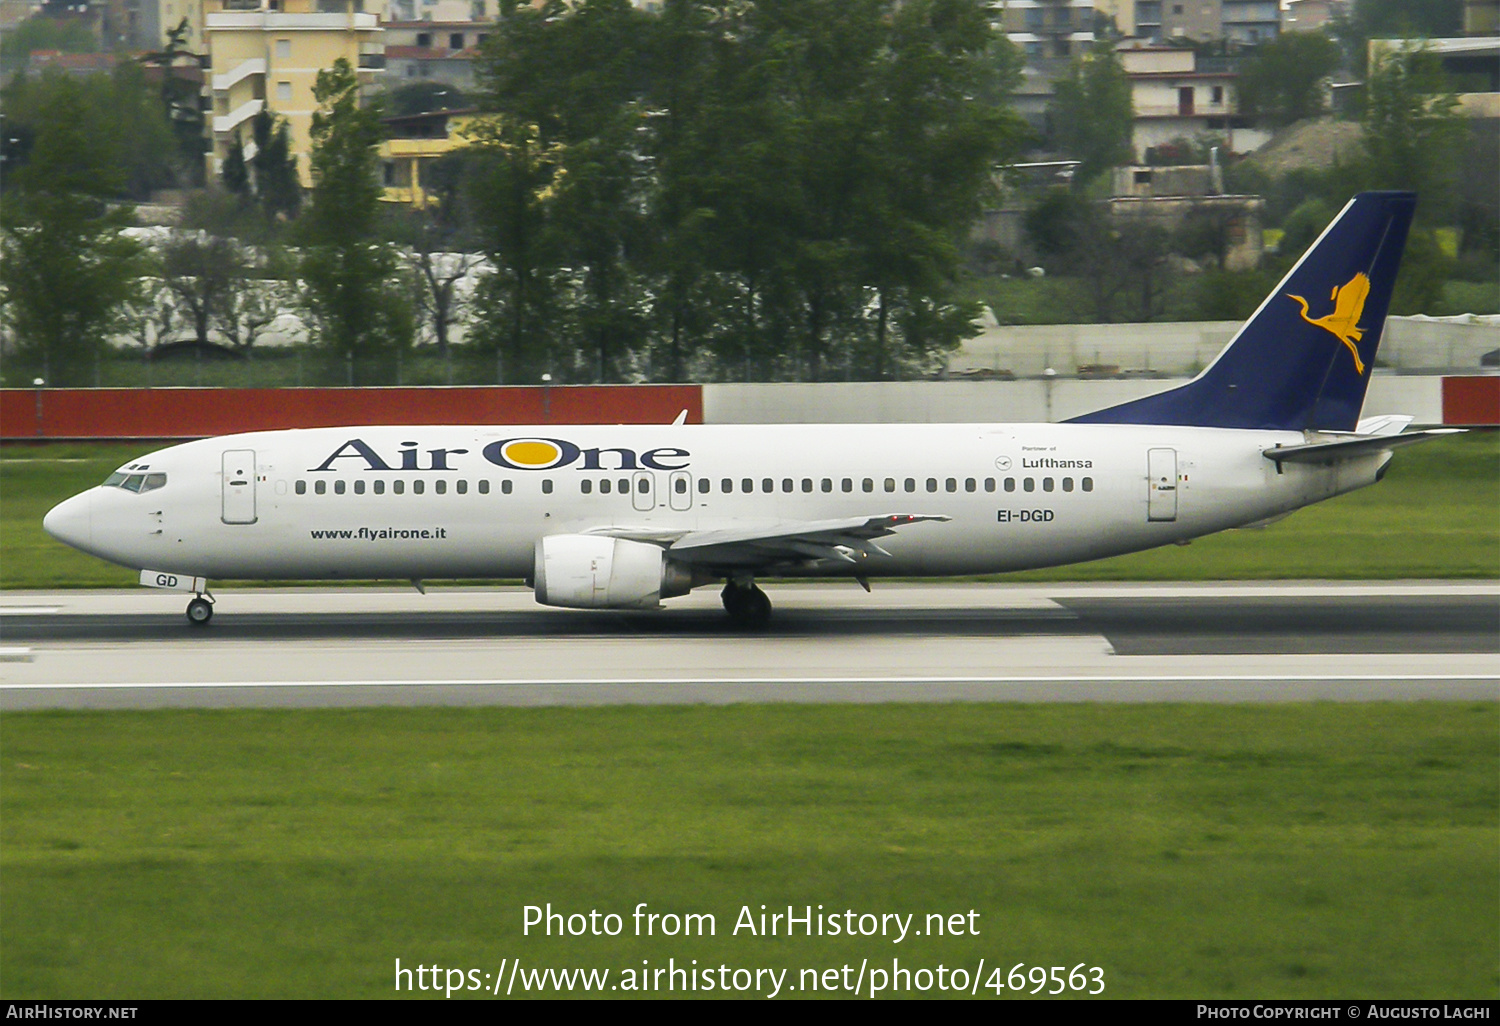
[1147,448,1177,522]
[222,449,257,524]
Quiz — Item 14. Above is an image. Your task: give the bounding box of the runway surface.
[1,582,1495,709]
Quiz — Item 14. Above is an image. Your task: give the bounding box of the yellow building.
[204,0,383,187]
[378,109,479,206]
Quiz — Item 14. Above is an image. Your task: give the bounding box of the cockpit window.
[103,472,167,493]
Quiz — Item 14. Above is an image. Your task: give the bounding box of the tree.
[1361,40,1462,214]
[1236,31,1342,128]
[1049,42,1134,187]
[0,75,144,385]
[299,58,413,381]
[140,18,207,185]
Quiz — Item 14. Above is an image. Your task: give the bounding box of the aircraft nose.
[43,491,93,551]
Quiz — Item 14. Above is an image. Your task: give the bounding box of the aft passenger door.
[222,449,257,524]
[1147,448,1177,522]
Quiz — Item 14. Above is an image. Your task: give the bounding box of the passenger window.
[542,480,553,494]
[742,479,754,493]
[142,473,167,493]
[1023,478,1035,492]
[413,479,425,495]
[762,479,773,493]
[945,478,956,492]
[984,478,996,492]
[354,480,366,495]
[782,478,793,493]
[842,478,853,493]
[581,479,593,494]
[927,478,937,492]
[295,480,306,495]
[638,478,649,494]
[698,478,710,494]
[965,478,976,492]
[1062,478,1074,492]
[1082,477,1094,492]
[801,478,813,493]
[434,480,445,495]
[618,478,628,494]
[455,480,467,495]
[315,480,326,495]
[478,480,490,494]
[600,479,611,494]
[393,480,405,495]
[335,479,347,495]
[502,481,512,494]
[675,478,688,494]
[374,480,386,495]
[1044,478,1055,492]
[904,478,916,492]
[862,478,873,493]
[821,478,832,493]
[884,478,896,492]
[722,479,733,493]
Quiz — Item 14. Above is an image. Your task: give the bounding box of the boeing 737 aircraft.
[44,191,1454,626]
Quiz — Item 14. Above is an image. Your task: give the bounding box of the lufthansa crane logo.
[1287,273,1372,375]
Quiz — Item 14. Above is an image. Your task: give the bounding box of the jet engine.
[533,534,697,610]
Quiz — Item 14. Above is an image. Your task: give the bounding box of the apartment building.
[992,0,1096,61]
[1133,0,1278,45]
[203,0,382,186]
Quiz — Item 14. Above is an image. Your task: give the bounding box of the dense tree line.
[460,0,1028,383]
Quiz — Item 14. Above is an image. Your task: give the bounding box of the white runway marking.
[5,673,1495,691]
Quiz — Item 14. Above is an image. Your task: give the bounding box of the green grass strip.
[2,703,1496,998]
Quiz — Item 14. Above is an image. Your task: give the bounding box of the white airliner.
[43,192,1453,626]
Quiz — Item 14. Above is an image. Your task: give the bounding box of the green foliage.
[1236,32,1342,128]
[469,0,1027,383]
[299,59,413,377]
[1,64,178,201]
[0,16,97,58]
[0,74,147,385]
[1048,42,1134,186]
[1361,41,1463,218]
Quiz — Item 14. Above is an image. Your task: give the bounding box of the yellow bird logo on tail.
[1288,273,1371,374]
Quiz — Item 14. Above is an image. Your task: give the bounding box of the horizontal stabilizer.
[1263,429,1463,465]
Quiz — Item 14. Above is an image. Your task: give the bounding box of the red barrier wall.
[1442,377,1500,427]
[0,385,704,440]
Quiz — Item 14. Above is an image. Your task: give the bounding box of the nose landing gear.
[186,594,214,626]
[721,579,771,629]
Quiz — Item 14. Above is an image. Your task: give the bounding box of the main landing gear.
[186,594,214,626]
[721,579,771,629]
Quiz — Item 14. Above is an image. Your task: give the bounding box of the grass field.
[2,433,1497,589]
[1,703,1495,999]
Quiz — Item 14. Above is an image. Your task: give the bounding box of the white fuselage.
[48,423,1388,585]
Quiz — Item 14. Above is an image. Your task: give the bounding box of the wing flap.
[666,514,949,569]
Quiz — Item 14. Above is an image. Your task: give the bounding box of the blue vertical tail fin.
[1069,191,1417,431]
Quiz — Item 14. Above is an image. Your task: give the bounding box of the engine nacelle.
[533,534,696,610]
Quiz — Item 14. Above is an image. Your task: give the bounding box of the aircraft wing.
[589,514,950,570]
[1263,429,1463,465]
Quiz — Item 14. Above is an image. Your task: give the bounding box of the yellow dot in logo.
[503,440,561,467]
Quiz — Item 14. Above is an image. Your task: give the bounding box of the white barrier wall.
[949,317,1500,377]
[703,375,1446,425]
